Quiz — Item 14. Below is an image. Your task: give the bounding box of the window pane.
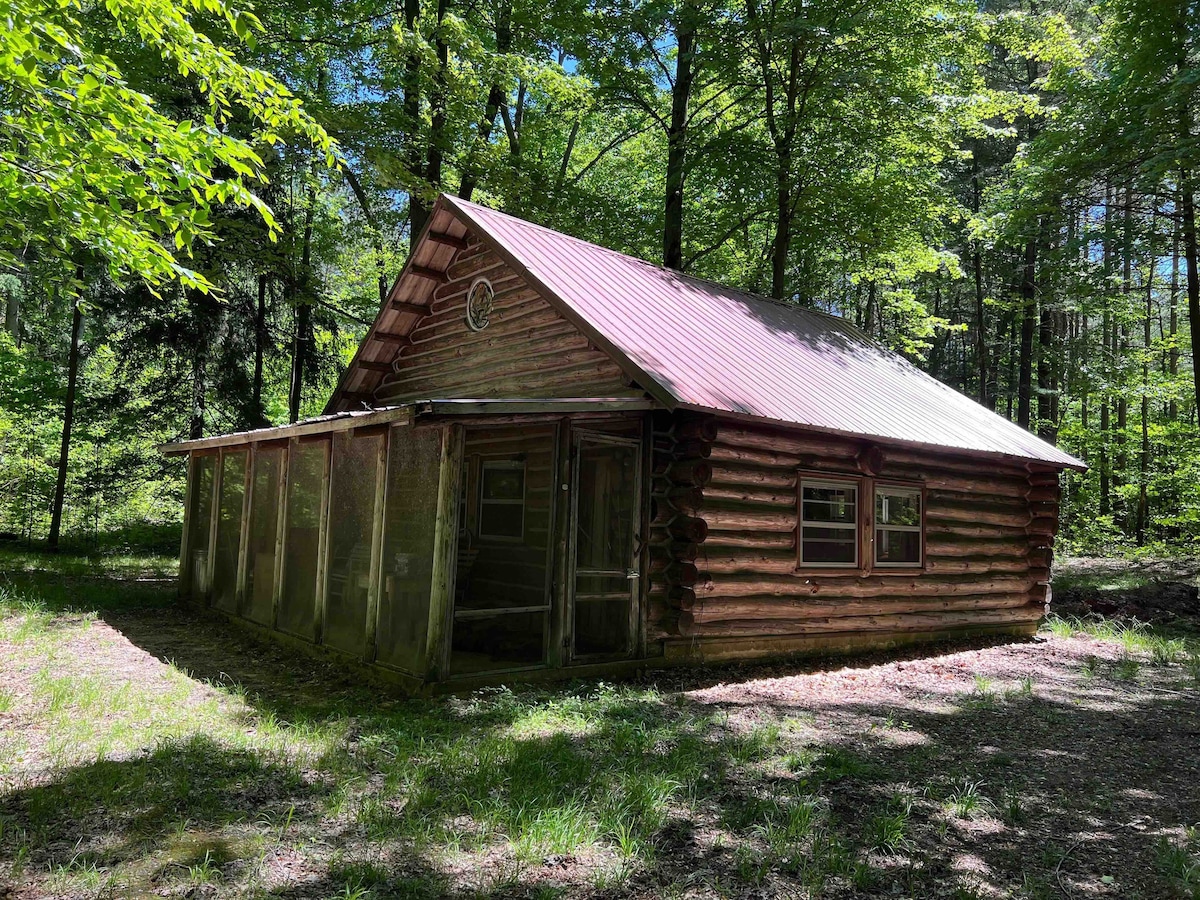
[802,484,857,524]
[479,502,523,539]
[482,465,524,501]
[324,431,382,657]
[212,451,247,613]
[279,440,326,639]
[458,427,554,619]
[801,526,857,564]
[877,529,921,564]
[877,489,921,527]
[245,446,283,626]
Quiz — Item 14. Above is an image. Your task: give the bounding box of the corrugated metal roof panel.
[443,195,1084,470]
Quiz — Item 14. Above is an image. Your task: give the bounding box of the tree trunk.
[1006,307,1017,419]
[1115,182,1132,499]
[412,0,451,242]
[1138,203,1156,545]
[1169,198,1181,421]
[864,279,877,341]
[288,174,317,424]
[972,152,990,408]
[458,0,511,202]
[3,285,17,338]
[771,153,791,300]
[663,4,696,271]
[403,0,425,245]
[190,328,206,440]
[252,273,268,427]
[1100,182,1113,516]
[554,118,580,199]
[1037,299,1055,440]
[48,288,82,551]
[343,166,389,303]
[1182,181,1200,418]
[1016,233,1037,429]
[1080,312,1089,432]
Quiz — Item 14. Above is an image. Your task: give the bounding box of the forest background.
[1,0,1197,557]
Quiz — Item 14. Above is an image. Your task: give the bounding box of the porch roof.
[157,398,655,455]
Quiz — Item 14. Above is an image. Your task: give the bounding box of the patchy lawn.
[1,552,1200,899]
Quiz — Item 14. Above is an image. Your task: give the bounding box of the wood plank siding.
[372,241,642,405]
[647,413,1055,652]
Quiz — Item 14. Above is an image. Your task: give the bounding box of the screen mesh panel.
[184,454,216,599]
[211,451,247,612]
[323,431,383,657]
[375,426,442,673]
[451,425,555,674]
[245,446,284,625]
[278,439,326,639]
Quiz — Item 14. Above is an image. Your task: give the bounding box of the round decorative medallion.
[466,278,494,331]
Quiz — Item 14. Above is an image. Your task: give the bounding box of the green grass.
[3,547,1200,898]
[1044,614,1200,680]
[1157,827,1200,898]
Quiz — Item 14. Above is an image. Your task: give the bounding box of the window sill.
[794,565,926,578]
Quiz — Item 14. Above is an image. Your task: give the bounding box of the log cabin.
[161,193,1085,690]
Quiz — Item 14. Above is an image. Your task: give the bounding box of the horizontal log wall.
[373,241,642,404]
[648,415,1058,646]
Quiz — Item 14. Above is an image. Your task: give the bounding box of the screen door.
[570,433,641,659]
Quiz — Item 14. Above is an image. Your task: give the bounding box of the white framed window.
[875,485,923,567]
[478,460,525,540]
[799,478,859,567]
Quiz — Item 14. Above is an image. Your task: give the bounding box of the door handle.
[626,569,639,580]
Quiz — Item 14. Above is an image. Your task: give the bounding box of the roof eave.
[322,197,455,416]
[677,404,1088,473]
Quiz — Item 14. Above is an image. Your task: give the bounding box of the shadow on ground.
[3,568,1200,898]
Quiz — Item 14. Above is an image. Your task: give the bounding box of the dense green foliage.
[0,0,1197,554]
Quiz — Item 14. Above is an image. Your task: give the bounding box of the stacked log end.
[646,416,1061,649]
[1026,465,1061,613]
[646,412,716,638]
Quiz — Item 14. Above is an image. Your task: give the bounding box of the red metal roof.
[444,195,1084,470]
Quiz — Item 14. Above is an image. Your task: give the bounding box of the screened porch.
[164,399,654,687]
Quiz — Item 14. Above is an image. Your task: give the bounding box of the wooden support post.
[548,418,573,668]
[313,439,333,644]
[271,440,293,631]
[637,411,653,656]
[178,454,194,600]
[363,429,389,663]
[204,449,222,605]
[234,444,255,615]
[425,423,464,682]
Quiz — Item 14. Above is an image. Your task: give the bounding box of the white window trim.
[874,484,923,568]
[799,477,859,568]
[478,459,525,541]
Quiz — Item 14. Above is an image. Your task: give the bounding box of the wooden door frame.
[565,428,644,663]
